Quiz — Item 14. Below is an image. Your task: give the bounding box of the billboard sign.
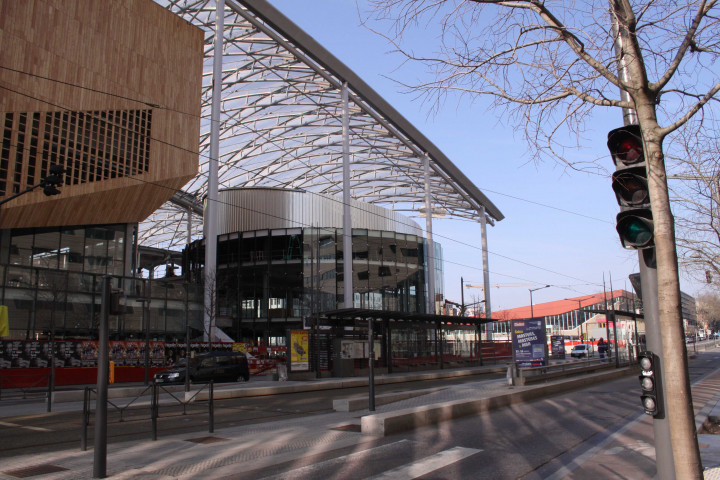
[512,319,547,368]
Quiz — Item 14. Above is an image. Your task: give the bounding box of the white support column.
[204,0,223,342]
[342,82,353,308]
[480,207,492,339]
[424,155,435,314]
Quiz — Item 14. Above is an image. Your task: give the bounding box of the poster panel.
[512,319,547,368]
[110,341,126,366]
[551,335,566,359]
[150,341,166,366]
[80,341,98,367]
[124,341,141,366]
[289,330,309,371]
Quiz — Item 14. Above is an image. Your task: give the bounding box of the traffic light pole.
[639,249,675,478]
[610,14,675,477]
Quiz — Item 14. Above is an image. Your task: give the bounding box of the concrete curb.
[191,366,508,402]
[35,365,507,404]
[332,387,447,412]
[361,367,635,436]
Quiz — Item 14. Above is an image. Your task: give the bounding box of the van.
[154,351,250,384]
[570,344,593,359]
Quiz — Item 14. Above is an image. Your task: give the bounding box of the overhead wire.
[0,64,614,291]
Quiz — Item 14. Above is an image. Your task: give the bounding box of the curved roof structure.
[144,0,503,250]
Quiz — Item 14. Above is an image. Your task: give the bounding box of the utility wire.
[0,72,609,288]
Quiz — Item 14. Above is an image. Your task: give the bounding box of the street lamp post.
[529,285,551,365]
[529,285,551,318]
[564,295,595,340]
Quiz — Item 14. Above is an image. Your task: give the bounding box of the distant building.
[492,290,643,343]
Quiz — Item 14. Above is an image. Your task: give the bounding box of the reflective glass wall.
[184,226,430,342]
[0,224,204,340]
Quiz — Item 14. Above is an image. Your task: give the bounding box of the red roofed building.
[492,290,643,348]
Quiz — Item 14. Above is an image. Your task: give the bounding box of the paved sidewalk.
[1,364,720,479]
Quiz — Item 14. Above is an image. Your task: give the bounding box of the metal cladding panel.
[214,188,422,236]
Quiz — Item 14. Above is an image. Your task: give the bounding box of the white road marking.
[259,440,410,480]
[0,421,52,432]
[366,446,482,480]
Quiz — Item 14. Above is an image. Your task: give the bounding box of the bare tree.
[696,291,720,332]
[669,120,720,284]
[366,0,720,476]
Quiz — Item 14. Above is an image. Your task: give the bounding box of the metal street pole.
[529,285,550,318]
[610,11,676,477]
[93,275,111,478]
[368,317,375,411]
[530,285,551,365]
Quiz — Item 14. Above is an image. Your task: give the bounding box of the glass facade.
[0,224,204,341]
[184,227,429,342]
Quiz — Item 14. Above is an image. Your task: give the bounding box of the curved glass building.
[184,188,442,341]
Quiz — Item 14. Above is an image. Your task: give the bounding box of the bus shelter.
[317,308,499,377]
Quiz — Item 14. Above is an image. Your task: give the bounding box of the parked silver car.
[570,344,593,358]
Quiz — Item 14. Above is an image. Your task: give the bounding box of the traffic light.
[607,125,653,249]
[638,350,663,417]
[42,164,65,196]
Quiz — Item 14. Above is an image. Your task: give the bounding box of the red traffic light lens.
[616,138,643,164]
[608,125,644,166]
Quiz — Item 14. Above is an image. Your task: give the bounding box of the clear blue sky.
[267,0,704,311]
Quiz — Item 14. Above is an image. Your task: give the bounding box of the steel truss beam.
[147,0,503,250]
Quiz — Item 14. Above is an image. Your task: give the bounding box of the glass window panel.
[32,231,60,269]
[9,229,34,266]
[5,285,34,338]
[60,227,85,272]
[106,226,126,276]
[84,227,110,274]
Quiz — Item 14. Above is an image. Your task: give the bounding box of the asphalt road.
[228,350,720,480]
[2,350,719,479]
[0,372,505,458]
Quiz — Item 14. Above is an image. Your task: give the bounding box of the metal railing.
[511,357,633,386]
[0,372,53,411]
[80,381,215,450]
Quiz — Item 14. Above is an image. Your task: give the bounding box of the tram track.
[0,398,334,458]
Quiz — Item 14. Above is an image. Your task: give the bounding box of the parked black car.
[154,351,250,384]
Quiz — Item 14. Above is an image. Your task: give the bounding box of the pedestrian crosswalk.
[364,446,482,479]
[258,441,482,480]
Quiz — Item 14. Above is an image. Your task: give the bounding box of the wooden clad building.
[0,0,203,228]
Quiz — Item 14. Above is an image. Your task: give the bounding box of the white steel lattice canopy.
[144,0,504,250]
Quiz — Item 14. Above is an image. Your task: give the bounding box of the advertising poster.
[289,330,309,371]
[512,319,547,368]
[56,341,82,367]
[150,341,166,366]
[80,341,98,367]
[110,341,126,366]
[551,335,566,359]
[340,340,382,359]
[124,341,141,366]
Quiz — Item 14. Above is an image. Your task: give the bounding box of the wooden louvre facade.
[0,0,203,228]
